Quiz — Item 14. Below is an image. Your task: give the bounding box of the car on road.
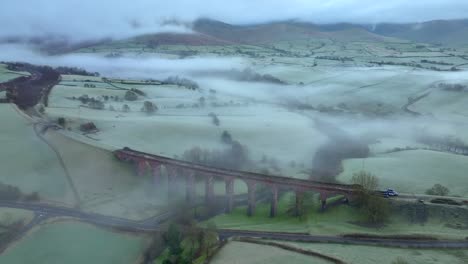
[381,188,399,198]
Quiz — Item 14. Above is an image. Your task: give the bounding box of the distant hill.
[119,19,389,48]
[371,19,468,45]
[192,18,388,44]
[133,32,234,46]
[5,18,468,54]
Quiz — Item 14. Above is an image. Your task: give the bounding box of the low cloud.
[0,44,245,79]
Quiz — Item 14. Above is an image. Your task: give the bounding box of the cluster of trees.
[351,171,391,224]
[124,89,146,101]
[225,68,286,84]
[425,184,450,196]
[72,91,156,114]
[420,59,454,66]
[54,66,99,77]
[208,112,220,126]
[74,94,104,109]
[143,202,220,264]
[124,91,138,101]
[155,222,219,264]
[418,135,468,155]
[79,122,98,133]
[163,76,199,90]
[437,83,467,92]
[73,94,123,103]
[0,182,39,201]
[141,101,158,114]
[83,83,96,88]
[183,131,250,170]
[316,56,354,62]
[371,60,459,72]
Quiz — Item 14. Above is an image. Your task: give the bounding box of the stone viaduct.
[115,148,358,217]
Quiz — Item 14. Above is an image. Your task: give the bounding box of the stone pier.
[270,185,279,218]
[247,181,257,217]
[205,175,215,204]
[225,178,235,213]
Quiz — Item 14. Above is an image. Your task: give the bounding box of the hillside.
[372,19,468,45]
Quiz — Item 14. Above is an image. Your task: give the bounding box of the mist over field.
[0,44,246,78]
[2,1,468,264]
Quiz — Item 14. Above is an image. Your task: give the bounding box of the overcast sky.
[2,0,468,42]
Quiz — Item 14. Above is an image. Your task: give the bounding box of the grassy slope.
[0,208,34,235]
[0,221,149,264]
[0,64,30,83]
[0,104,74,204]
[339,150,468,197]
[44,129,169,220]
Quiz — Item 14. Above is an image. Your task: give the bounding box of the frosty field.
[210,241,329,264]
[0,220,149,264]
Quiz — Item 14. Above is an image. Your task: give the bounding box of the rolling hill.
[371,19,468,45]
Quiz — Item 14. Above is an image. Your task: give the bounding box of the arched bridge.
[115,148,358,217]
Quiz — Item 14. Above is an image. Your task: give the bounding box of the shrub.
[221,131,232,144]
[79,122,98,132]
[122,104,131,112]
[426,184,450,196]
[141,101,158,114]
[88,100,105,110]
[351,171,379,191]
[57,117,66,126]
[361,196,391,224]
[124,91,138,101]
[208,113,220,126]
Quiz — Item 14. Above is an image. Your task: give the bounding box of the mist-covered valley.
[1,2,468,264]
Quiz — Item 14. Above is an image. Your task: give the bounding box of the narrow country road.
[0,200,467,249]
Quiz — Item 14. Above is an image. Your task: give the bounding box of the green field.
[0,221,149,264]
[202,192,467,240]
[0,64,29,83]
[283,242,468,264]
[210,241,329,264]
[0,208,34,235]
[0,104,74,205]
[338,150,468,197]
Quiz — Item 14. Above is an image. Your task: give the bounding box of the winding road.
[1,200,467,250]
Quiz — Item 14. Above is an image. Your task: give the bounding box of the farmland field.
[210,241,329,264]
[282,242,468,264]
[0,221,149,264]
